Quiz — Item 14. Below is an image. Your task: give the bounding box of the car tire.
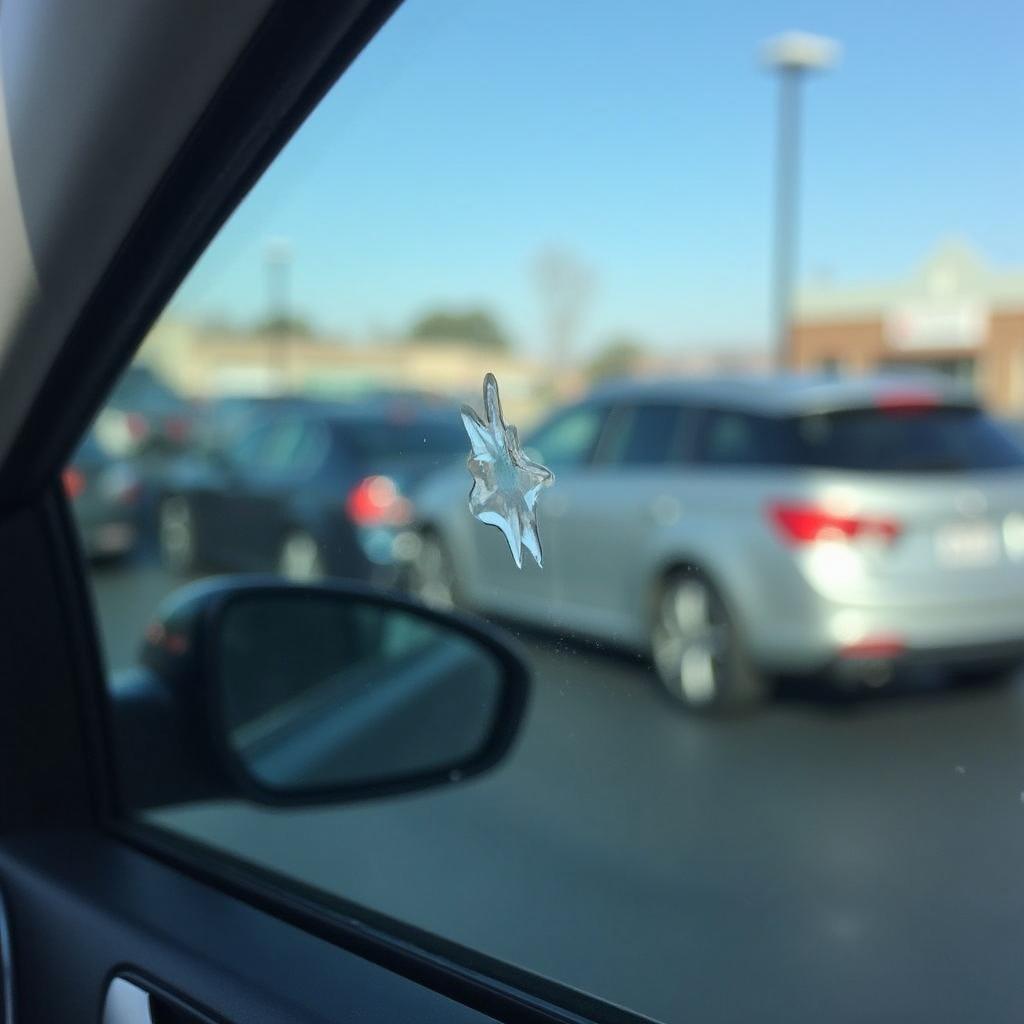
[158,495,201,576]
[404,531,460,610]
[278,530,326,582]
[650,568,767,714]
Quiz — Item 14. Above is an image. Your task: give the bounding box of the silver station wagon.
[406,375,1024,712]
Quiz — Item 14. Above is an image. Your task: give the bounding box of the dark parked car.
[156,398,468,583]
[192,394,314,453]
[93,364,194,459]
[63,430,141,560]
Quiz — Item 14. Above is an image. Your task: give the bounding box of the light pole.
[762,32,838,370]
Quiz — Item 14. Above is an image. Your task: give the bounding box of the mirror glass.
[217,593,506,793]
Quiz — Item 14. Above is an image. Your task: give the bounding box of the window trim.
[110,815,654,1024]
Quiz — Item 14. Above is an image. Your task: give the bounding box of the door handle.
[104,977,217,1024]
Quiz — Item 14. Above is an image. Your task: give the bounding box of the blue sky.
[171,0,1024,356]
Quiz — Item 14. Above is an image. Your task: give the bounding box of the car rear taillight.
[874,389,939,414]
[768,502,901,545]
[125,412,150,441]
[346,475,412,527]
[62,466,85,500]
[839,635,906,659]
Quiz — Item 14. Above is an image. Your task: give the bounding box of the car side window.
[260,418,328,478]
[287,421,330,477]
[696,409,783,466]
[230,421,277,472]
[67,1,1020,1021]
[596,403,693,465]
[525,405,608,468]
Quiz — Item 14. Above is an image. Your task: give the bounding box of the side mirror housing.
[112,576,529,809]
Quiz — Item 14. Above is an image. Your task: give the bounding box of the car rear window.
[110,367,184,413]
[785,406,1024,472]
[344,419,468,461]
[694,406,1024,471]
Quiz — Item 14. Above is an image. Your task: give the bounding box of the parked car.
[191,394,314,453]
[93,365,194,459]
[63,430,141,560]
[406,374,1024,711]
[157,398,468,584]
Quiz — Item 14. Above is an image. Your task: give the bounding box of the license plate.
[935,520,999,567]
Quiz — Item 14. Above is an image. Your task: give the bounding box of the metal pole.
[771,67,802,371]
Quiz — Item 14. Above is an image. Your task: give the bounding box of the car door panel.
[554,404,697,643]
[0,830,501,1024]
[472,403,610,624]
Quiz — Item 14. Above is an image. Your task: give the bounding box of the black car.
[63,430,141,560]
[157,398,468,583]
[93,365,194,459]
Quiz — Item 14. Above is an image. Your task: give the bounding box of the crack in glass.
[460,373,555,568]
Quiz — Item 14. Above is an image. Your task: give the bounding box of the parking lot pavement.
[92,557,1024,1024]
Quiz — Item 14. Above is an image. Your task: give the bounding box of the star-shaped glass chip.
[461,373,554,569]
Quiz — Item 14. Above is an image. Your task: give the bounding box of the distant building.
[137,319,568,424]
[636,348,770,378]
[793,242,1024,413]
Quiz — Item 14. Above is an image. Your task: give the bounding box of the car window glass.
[345,419,468,462]
[787,407,1024,472]
[525,406,606,467]
[230,421,277,471]
[288,421,330,476]
[262,419,309,473]
[696,410,783,465]
[597,404,687,465]
[70,2,1024,1022]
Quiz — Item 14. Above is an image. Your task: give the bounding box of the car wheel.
[278,530,326,582]
[158,496,200,575]
[650,569,766,713]
[404,531,459,610]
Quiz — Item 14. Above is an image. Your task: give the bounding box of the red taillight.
[839,635,906,659]
[62,466,85,500]
[768,502,901,545]
[125,412,150,441]
[875,389,939,414]
[346,475,412,527]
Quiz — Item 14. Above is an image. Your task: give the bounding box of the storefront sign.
[885,300,988,350]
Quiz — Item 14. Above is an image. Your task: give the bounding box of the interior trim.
[114,820,654,1024]
[0,887,15,1024]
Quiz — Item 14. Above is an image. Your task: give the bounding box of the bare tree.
[532,246,596,370]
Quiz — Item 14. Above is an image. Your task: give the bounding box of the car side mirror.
[112,576,528,809]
